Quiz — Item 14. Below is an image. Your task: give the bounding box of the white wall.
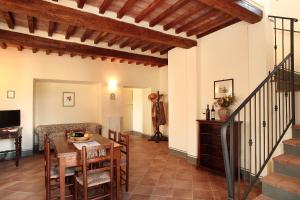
[34,81,99,126]
[132,88,143,132]
[0,47,161,151]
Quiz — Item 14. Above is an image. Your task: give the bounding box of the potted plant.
[214,95,235,121]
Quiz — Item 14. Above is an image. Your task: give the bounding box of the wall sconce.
[108,79,117,100]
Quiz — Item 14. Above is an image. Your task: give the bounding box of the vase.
[218,107,231,121]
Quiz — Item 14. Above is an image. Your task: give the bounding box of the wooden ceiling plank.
[81,29,94,42]
[108,35,122,47]
[65,25,77,39]
[0,42,7,49]
[32,47,38,53]
[160,46,174,55]
[186,12,225,36]
[135,0,164,23]
[149,0,189,27]
[77,0,86,8]
[27,16,36,33]
[70,53,75,57]
[2,11,15,29]
[99,0,113,14]
[151,45,165,54]
[0,0,196,49]
[46,49,51,55]
[197,18,240,38]
[48,21,57,37]
[196,0,262,24]
[163,6,204,31]
[175,8,216,34]
[0,30,167,66]
[17,45,23,51]
[131,40,144,50]
[117,0,138,19]
[94,32,109,44]
[58,52,64,56]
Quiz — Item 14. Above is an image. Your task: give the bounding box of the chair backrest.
[108,129,117,142]
[44,135,51,190]
[81,143,114,191]
[118,133,129,159]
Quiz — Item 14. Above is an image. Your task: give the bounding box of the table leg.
[115,148,121,200]
[59,157,66,200]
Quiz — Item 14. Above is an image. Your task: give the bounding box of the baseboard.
[0,149,33,160]
[169,147,197,165]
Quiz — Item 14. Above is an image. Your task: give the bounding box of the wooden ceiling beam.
[58,52,64,56]
[2,11,15,29]
[0,42,7,49]
[117,0,138,19]
[135,0,164,23]
[81,29,94,42]
[175,8,215,34]
[0,0,196,48]
[197,18,240,38]
[0,30,167,66]
[196,0,262,24]
[108,35,122,47]
[99,0,113,14]
[65,25,77,39]
[142,43,156,52]
[131,41,144,50]
[27,16,36,33]
[151,45,165,54]
[149,0,189,27]
[119,38,134,49]
[32,48,38,53]
[17,45,23,51]
[46,49,51,55]
[94,32,109,44]
[48,21,57,37]
[163,6,204,31]
[160,46,174,55]
[186,12,224,36]
[77,0,86,9]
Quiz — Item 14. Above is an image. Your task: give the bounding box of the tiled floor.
[0,134,260,200]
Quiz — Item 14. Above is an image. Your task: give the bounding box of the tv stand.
[0,127,22,167]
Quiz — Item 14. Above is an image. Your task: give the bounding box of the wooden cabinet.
[196,120,241,176]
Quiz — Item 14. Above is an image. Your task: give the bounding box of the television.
[0,110,21,128]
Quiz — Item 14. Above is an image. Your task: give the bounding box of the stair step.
[283,138,300,156]
[293,125,300,138]
[253,194,272,200]
[261,173,300,200]
[273,154,300,179]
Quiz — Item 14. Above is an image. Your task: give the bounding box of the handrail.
[221,15,297,200]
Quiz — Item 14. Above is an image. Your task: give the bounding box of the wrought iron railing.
[221,16,297,200]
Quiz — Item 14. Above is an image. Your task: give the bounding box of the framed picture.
[63,92,75,107]
[7,90,15,99]
[214,79,234,99]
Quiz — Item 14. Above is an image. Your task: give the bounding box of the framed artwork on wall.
[7,90,15,99]
[63,92,75,107]
[214,79,234,99]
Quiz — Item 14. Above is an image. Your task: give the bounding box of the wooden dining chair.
[44,135,75,200]
[74,143,114,200]
[118,133,129,192]
[108,129,117,142]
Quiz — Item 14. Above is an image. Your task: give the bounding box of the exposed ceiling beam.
[196,0,262,24]
[175,8,215,34]
[2,11,15,29]
[163,6,205,31]
[0,42,7,49]
[149,0,189,27]
[32,47,38,53]
[99,0,113,14]
[94,32,109,44]
[151,45,165,54]
[65,25,77,39]
[81,29,94,42]
[0,0,196,49]
[119,38,134,49]
[135,0,164,23]
[77,0,86,9]
[160,46,174,55]
[131,41,144,50]
[197,18,240,38]
[46,49,51,55]
[108,35,122,47]
[17,45,23,51]
[142,43,156,52]
[117,0,138,19]
[48,21,57,37]
[27,16,36,33]
[0,30,167,66]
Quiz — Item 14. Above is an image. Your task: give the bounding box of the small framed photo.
[63,92,75,107]
[7,90,15,99]
[214,79,234,99]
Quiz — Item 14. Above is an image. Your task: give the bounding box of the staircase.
[256,126,300,199]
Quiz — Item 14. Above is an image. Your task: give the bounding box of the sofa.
[35,122,102,151]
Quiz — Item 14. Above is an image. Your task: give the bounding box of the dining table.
[51,134,122,200]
